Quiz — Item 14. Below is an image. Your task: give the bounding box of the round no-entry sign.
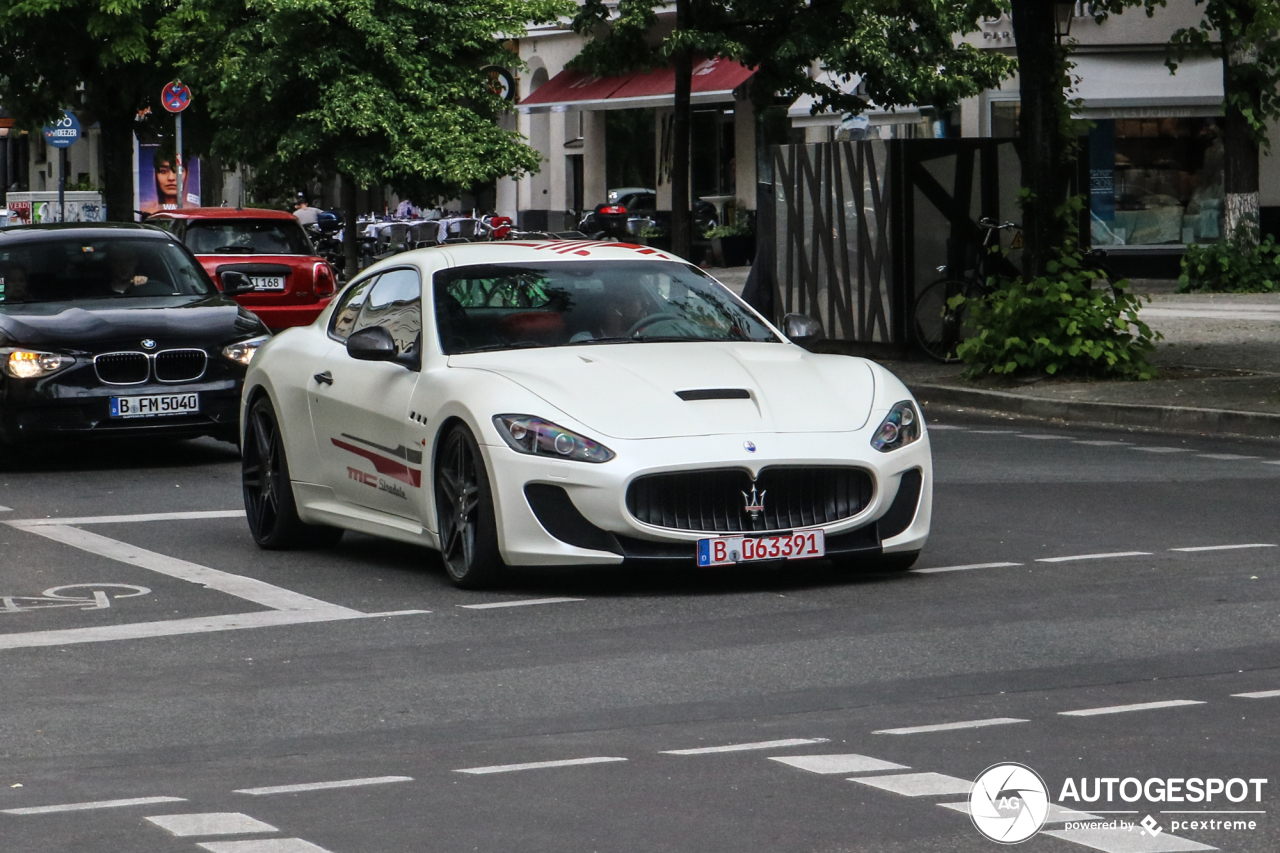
[161,81,192,113]
[42,111,81,148]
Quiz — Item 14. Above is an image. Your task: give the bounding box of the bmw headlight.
[493,415,615,463]
[222,335,270,366]
[870,400,921,452]
[4,350,74,379]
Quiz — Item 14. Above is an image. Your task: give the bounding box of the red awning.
[519,57,754,113]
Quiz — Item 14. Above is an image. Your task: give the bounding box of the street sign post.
[42,110,80,222]
[161,81,192,209]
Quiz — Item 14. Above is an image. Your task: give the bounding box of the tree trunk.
[1010,0,1068,279]
[670,0,693,261]
[342,172,359,279]
[97,113,137,222]
[1223,39,1260,244]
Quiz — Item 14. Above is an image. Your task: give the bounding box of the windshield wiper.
[459,341,551,353]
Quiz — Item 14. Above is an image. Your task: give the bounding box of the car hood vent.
[676,388,751,401]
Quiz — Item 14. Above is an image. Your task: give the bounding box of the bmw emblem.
[141,339,157,350]
[743,440,756,453]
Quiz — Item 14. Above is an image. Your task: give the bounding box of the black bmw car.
[0,223,270,450]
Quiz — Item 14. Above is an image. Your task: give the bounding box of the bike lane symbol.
[0,584,151,614]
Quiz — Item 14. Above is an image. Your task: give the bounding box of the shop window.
[1089,117,1223,247]
[990,102,1020,138]
[691,106,736,200]
[605,109,656,197]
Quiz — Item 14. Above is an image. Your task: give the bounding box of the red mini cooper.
[146,208,336,330]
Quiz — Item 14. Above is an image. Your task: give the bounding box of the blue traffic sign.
[42,111,80,149]
[161,81,192,113]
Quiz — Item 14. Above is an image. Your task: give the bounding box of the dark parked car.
[0,224,270,451]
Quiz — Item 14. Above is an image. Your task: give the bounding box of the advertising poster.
[137,139,200,214]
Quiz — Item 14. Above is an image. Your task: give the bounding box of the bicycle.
[912,220,1123,363]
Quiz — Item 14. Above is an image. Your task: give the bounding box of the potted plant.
[637,224,672,254]
[705,222,755,267]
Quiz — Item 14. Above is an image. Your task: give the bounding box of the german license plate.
[697,529,825,566]
[251,276,286,291]
[109,393,199,418]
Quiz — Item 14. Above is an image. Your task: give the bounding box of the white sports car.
[240,241,932,587]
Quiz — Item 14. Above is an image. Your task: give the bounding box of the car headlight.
[5,350,74,379]
[493,415,615,463]
[222,335,270,366]
[870,400,921,452]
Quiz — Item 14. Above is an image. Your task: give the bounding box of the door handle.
[313,371,333,386]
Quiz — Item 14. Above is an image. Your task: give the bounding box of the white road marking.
[1197,453,1260,460]
[768,754,908,774]
[911,562,1021,574]
[1232,689,1280,699]
[1262,461,1280,466]
[925,425,967,430]
[661,738,829,755]
[11,524,358,615]
[1017,434,1071,440]
[235,776,413,795]
[1041,826,1216,852]
[850,772,973,797]
[938,801,1103,823]
[1075,440,1131,446]
[198,840,333,853]
[874,717,1028,735]
[454,757,627,775]
[1131,447,1192,453]
[969,430,1019,434]
[1036,551,1152,563]
[1170,543,1276,552]
[0,610,369,651]
[458,597,585,610]
[10,510,245,526]
[364,610,431,617]
[0,505,11,512]
[3,796,186,815]
[1060,700,1205,717]
[146,813,278,836]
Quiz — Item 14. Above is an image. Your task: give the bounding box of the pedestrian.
[294,193,321,227]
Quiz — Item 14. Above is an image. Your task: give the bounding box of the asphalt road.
[2,411,1279,853]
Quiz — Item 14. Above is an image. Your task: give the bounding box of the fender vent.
[675,388,751,401]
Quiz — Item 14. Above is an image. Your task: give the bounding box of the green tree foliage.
[0,0,174,221]
[570,0,1013,258]
[162,0,570,270]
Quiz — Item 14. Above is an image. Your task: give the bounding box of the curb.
[913,383,1280,440]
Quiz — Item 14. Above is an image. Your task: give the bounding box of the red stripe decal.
[331,438,422,488]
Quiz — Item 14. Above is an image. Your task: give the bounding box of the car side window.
[328,275,378,341]
[352,268,421,355]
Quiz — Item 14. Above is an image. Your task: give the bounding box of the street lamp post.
[1054,1,1076,45]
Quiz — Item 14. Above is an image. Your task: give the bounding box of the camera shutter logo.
[969,763,1051,844]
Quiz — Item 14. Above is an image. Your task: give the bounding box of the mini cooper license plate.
[110,393,199,418]
[697,530,825,566]
[251,276,286,291]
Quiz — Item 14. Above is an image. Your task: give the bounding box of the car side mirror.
[783,312,825,343]
[220,270,254,296]
[346,326,400,362]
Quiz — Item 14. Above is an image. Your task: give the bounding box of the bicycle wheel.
[1082,251,1124,298]
[913,278,979,363]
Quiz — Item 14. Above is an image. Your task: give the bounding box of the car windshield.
[434,260,779,354]
[0,236,213,305]
[184,219,312,255]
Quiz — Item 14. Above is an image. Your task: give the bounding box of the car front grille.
[155,349,207,382]
[626,466,874,533]
[94,352,149,385]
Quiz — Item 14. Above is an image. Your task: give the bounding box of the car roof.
[0,222,171,243]
[429,240,683,267]
[147,207,298,221]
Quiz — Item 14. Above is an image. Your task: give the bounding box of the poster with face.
[137,141,201,214]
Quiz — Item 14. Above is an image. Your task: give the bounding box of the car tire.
[435,423,505,589]
[242,396,342,550]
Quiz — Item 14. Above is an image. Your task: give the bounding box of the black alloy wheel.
[435,424,505,588]
[242,397,342,549]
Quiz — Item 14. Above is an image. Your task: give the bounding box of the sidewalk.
[711,268,1280,439]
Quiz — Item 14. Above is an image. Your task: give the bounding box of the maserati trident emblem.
[141,339,157,350]
[742,484,767,520]
[743,440,756,453]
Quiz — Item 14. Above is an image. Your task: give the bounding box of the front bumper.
[480,430,932,567]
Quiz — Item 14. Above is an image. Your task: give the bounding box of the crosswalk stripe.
[850,772,973,797]
[937,801,1103,823]
[1170,544,1275,552]
[662,738,828,755]
[458,598,584,610]
[768,754,908,774]
[146,813,278,836]
[198,840,335,853]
